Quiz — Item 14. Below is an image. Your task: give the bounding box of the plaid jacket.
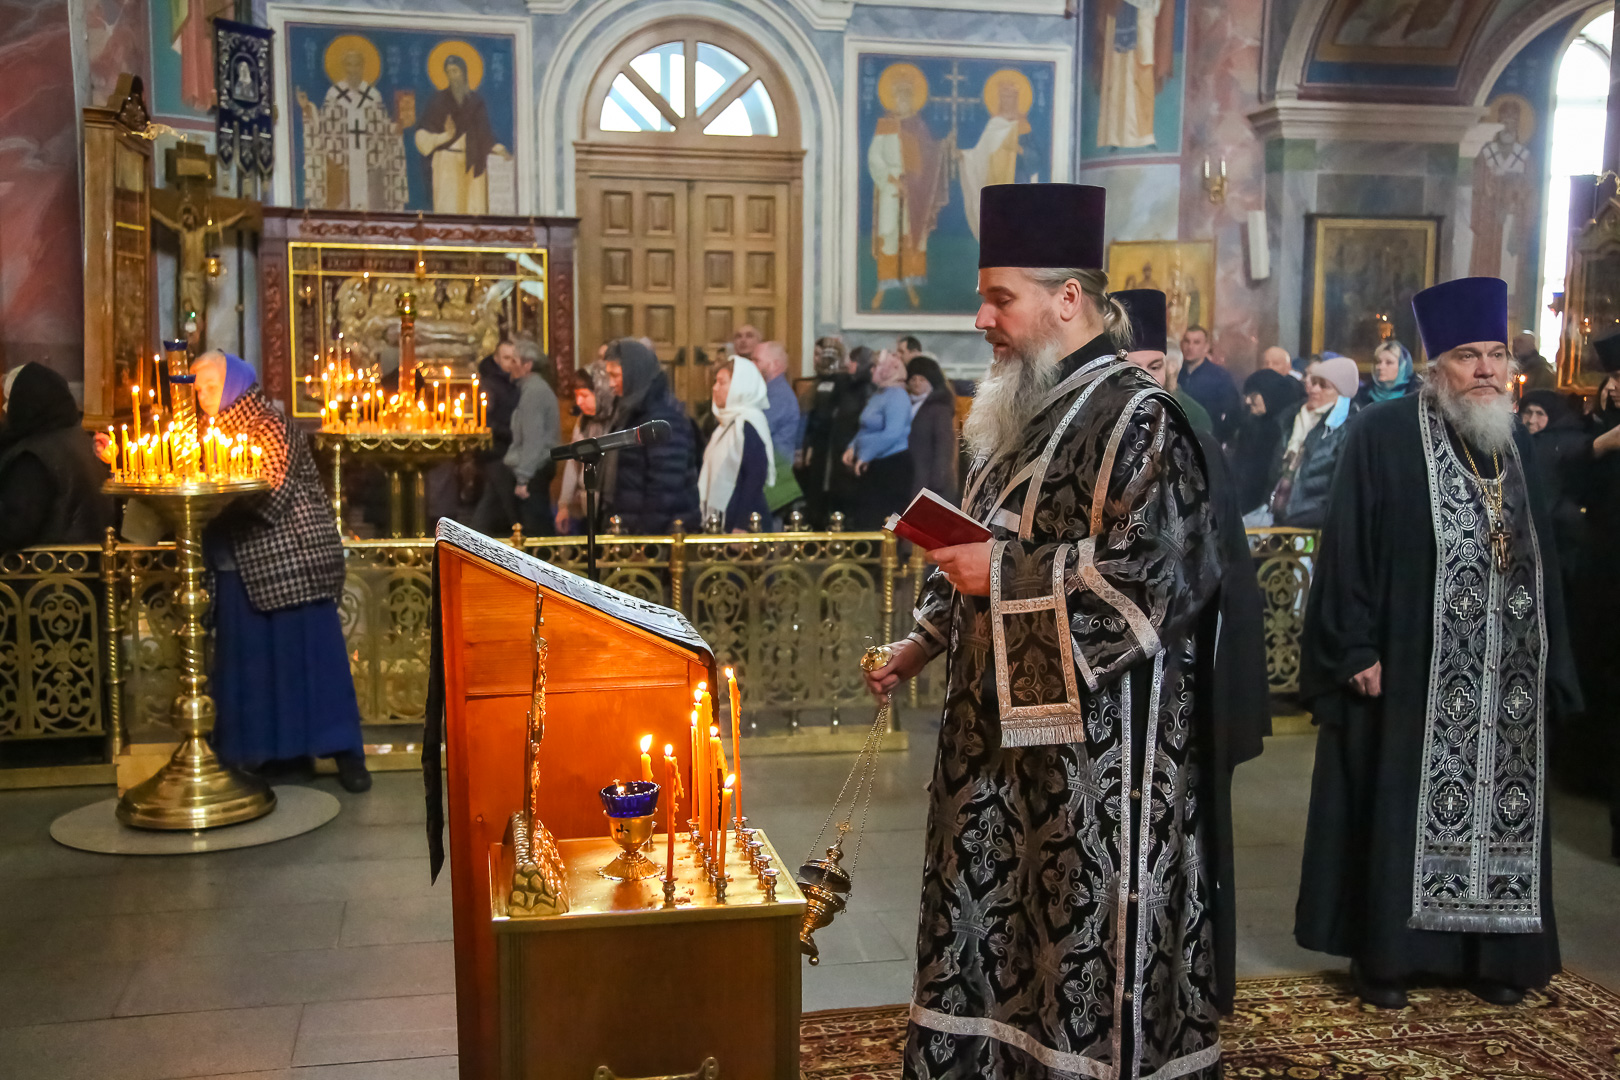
[214,388,345,612]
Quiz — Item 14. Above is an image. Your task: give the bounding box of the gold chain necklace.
[1456,435,1512,573]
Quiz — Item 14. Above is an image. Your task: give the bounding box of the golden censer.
[796,643,895,964]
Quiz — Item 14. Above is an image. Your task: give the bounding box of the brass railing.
[0,527,1315,748]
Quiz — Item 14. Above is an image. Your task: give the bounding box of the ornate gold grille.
[0,527,1315,746]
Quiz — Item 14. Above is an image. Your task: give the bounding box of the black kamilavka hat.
[1593,330,1620,373]
[978,184,1107,270]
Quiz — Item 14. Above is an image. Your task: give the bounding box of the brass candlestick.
[107,478,275,830]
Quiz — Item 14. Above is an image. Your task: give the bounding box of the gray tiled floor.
[1,723,1616,1079]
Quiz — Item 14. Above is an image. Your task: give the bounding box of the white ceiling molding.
[1247,99,1486,145]
[1271,0,1332,102]
[528,0,857,30]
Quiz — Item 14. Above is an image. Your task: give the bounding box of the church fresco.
[848,46,1064,324]
[1079,0,1188,162]
[281,21,520,215]
[148,0,233,120]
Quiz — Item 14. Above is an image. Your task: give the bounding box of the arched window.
[589,30,792,143]
[1538,9,1612,349]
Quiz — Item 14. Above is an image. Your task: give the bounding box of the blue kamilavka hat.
[1112,289,1167,353]
[1411,277,1508,358]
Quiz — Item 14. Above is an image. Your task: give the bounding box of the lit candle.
[131,386,142,442]
[119,426,129,479]
[664,745,678,883]
[718,775,734,874]
[726,666,742,828]
[689,708,703,839]
[639,734,653,783]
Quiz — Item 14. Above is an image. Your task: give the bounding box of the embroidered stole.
[1412,399,1547,933]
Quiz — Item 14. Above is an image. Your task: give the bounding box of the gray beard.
[1424,378,1516,455]
[963,330,1065,460]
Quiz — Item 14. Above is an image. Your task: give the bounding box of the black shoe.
[1352,963,1408,1009]
[333,751,372,793]
[248,756,316,782]
[1471,980,1525,1006]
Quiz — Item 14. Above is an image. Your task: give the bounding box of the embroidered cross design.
[1502,682,1533,721]
[1444,683,1477,723]
[1436,784,1470,822]
[1450,586,1484,620]
[1499,785,1531,822]
[1507,586,1533,621]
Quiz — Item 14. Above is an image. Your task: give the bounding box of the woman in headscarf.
[1229,368,1299,519]
[190,351,370,792]
[555,360,619,534]
[840,349,914,530]
[1267,354,1360,529]
[0,363,113,550]
[604,339,701,533]
[699,358,775,531]
[1354,340,1421,407]
[904,354,958,503]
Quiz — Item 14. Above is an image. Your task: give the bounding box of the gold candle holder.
[600,814,661,882]
[105,477,275,830]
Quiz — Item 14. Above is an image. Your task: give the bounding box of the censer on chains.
[796,643,895,964]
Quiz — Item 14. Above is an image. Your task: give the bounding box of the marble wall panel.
[84,0,148,104]
[1090,162,1181,242]
[1315,173,1427,215]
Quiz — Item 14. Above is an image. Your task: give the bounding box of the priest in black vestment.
[865,185,1262,1080]
[1294,276,1582,1009]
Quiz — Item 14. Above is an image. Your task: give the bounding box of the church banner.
[842,39,1072,330]
[268,7,532,216]
[214,19,274,179]
[1079,0,1188,163]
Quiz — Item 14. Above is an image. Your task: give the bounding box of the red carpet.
[801,972,1620,1078]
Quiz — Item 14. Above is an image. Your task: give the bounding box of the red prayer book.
[884,489,993,551]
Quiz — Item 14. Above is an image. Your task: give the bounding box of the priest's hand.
[514,483,530,500]
[863,638,927,700]
[930,541,993,597]
[1349,661,1382,698]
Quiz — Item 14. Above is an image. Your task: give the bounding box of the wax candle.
[709,725,723,852]
[690,709,703,839]
[718,775,734,873]
[119,426,129,479]
[664,745,677,881]
[639,734,653,783]
[726,666,742,827]
[131,386,142,442]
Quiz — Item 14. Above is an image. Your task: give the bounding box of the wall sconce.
[1202,158,1228,204]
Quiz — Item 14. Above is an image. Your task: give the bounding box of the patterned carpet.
[800,972,1620,1078]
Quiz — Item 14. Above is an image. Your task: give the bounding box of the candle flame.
[693,688,704,703]
[697,680,707,690]
[690,709,699,724]
[709,726,719,738]
[664,743,674,756]
[724,666,735,679]
[724,773,735,789]
[639,734,653,754]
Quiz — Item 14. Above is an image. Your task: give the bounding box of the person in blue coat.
[840,349,914,529]
[699,357,774,531]
[604,339,701,533]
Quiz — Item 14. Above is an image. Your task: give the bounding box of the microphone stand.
[579,449,605,584]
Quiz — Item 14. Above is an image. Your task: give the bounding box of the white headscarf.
[699,357,777,521]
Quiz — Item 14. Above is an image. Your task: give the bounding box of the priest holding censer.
[865,184,1248,1079]
[191,351,372,794]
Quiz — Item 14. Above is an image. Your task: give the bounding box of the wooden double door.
[578,171,800,407]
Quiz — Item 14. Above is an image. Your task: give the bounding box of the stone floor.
[0,722,1616,1079]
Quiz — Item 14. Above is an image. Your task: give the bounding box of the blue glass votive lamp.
[598,780,661,881]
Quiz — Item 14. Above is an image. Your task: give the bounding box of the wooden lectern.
[431,521,803,1080]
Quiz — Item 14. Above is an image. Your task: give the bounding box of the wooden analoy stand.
[434,522,804,1080]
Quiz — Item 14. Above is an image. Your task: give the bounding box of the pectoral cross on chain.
[1489,517,1511,575]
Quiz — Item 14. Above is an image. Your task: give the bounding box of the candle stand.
[105,477,276,830]
[312,430,491,539]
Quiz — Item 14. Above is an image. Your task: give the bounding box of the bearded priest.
[865,183,1230,1080]
[1294,276,1582,1009]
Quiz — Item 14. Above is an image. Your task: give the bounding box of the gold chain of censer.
[795,643,894,965]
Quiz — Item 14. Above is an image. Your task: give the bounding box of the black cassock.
[1295,393,1582,987]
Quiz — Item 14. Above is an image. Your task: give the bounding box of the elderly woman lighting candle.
[190,350,371,793]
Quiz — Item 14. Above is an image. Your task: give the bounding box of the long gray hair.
[1021,267,1134,351]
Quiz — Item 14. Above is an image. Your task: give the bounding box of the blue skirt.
[210,569,365,767]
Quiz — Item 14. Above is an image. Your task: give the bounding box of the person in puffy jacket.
[0,363,112,550]
[604,339,701,533]
[1268,354,1360,529]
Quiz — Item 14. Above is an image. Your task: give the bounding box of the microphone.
[551,420,671,463]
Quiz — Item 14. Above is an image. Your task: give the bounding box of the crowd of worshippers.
[458,324,962,539]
